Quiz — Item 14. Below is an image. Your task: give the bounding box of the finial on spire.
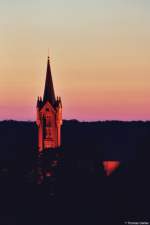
[48,48,50,60]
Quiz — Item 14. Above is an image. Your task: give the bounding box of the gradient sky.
[0,0,150,121]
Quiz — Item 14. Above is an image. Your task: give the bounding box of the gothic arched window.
[46,116,51,127]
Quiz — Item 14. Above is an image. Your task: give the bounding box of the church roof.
[43,56,56,106]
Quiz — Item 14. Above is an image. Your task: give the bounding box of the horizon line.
[0,119,150,123]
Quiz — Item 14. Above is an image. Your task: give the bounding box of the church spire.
[43,56,56,106]
[36,55,62,151]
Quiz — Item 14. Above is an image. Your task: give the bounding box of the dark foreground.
[0,120,150,225]
[0,153,150,225]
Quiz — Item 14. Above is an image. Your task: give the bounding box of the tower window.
[46,117,51,127]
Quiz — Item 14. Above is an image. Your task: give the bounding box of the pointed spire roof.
[43,56,56,106]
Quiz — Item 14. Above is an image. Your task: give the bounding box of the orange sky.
[0,0,150,121]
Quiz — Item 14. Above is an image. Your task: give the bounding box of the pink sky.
[0,0,150,121]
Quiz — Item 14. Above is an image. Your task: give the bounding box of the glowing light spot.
[46,171,52,177]
[103,161,120,176]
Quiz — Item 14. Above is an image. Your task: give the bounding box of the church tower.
[36,57,62,152]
